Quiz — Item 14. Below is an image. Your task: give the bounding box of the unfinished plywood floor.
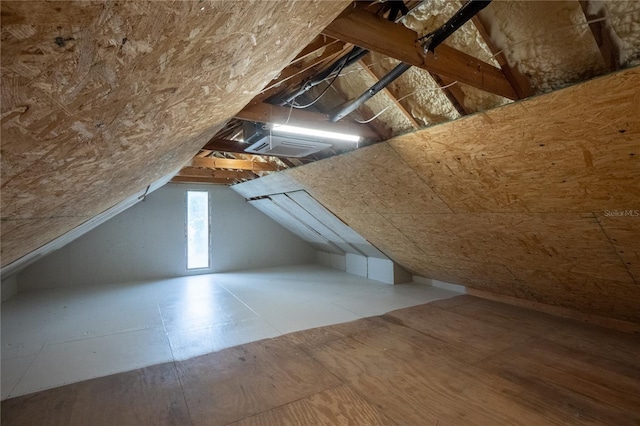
[3,295,639,426]
[1,265,460,399]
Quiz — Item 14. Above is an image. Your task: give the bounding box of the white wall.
[17,184,316,291]
[1,274,18,301]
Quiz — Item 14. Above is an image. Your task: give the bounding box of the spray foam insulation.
[0,0,350,267]
[365,52,461,125]
[402,0,511,112]
[286,67,640,323]
[479,1,608,93]
[606,1,640,66]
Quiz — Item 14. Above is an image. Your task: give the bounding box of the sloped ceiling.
[178,0,640,185]
[285,68,640,324]
[0,0,350,268]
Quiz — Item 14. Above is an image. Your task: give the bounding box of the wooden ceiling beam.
[431,74,472,116]
[579,0,621,72]
[322,8,518,100]
[234,102,379,140]
[171,176,236,185]
[357,59,420,129]
[471,12,535,98]
[190,157,281,172]
[177,167,257,180]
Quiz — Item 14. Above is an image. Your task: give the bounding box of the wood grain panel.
[287,68,640,324]
[447,296,575,334]
[0,363,190,426]
[1,217,92,266]
[330,212,426,267]
[385,304,532,364]
[384,212,633,283]
[289,143,452,215]
[229,385,394,426]
[308,319,570,425]
[322,7,517,99]
[3,298,639,424]
[595,212,640,284]
[484,337,640,423]
[177,338,341,426]
[388,68,640,214]
[284,317,389,353]
[357,240,522,296]
[544,321,640,372]
[505,266,640,323]
[0,0,350,267]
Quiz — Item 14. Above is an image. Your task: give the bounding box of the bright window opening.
[186,191,210,269]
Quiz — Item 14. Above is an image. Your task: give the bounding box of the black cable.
[285,49,352,109]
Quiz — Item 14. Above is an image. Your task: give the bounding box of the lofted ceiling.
[173,0,640,185]
[233,66,640,326]
[1,0,639,326]
[0,0,350,269]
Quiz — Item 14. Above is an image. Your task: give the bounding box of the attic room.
[1,0,639,423]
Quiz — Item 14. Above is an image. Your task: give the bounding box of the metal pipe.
[329,0,492,123]
[421,0,492,53]
[328,62,411,122]
[272,46,370,106]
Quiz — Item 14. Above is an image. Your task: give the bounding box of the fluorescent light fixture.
[271,124,361,143]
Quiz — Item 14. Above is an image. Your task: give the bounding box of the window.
[186,190,210,269]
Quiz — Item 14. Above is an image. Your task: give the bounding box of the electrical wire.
[355,80,459,124]
[284,101,294,124]
[348,6,640,124]
[285,48,354,109]
[287,5,640,123]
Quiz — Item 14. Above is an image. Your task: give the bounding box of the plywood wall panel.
[505,267,640,323]
[0,0,350,267]
[388,68,640,214]
[398,253,521,296]
[384,213,633,284]
[335,212,426,268]
[595,213,640,285]
[289,143,452,215]
[286,68,640,324]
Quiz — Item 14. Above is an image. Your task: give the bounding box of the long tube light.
[271,124,361,143]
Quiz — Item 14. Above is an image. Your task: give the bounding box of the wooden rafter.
[357,59,420,129]
[171,176,237,185]
[322,8,519,100]
[176,167,257,180]
[190,157,281,172]
[234,102,380,140]
[472,12,535,98]
[579,0,621,71]
[431,74,472,116]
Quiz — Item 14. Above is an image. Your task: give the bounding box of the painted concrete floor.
[1,264,460,400]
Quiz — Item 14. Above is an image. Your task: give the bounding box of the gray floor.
[1,264,461,400]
